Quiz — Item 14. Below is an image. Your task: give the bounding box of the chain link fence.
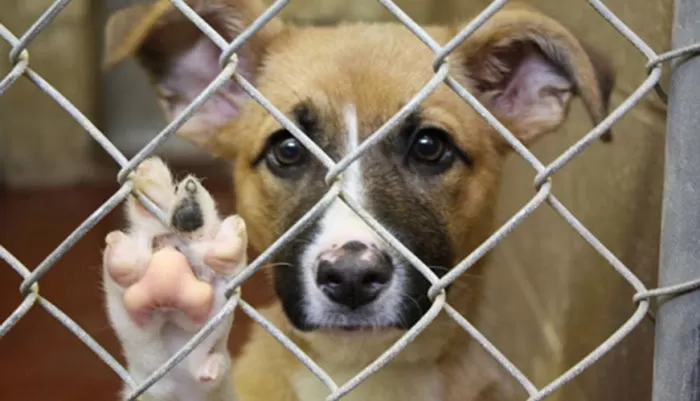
[1,0,700,400]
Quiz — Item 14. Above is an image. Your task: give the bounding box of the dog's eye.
[406,127,456,174]
[274,137,304,165]
[264,130,308,176]
[411,130,447,162]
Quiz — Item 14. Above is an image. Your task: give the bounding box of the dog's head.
[105,0,613,343]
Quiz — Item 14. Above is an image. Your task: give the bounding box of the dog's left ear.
[453,5,615,149]
[103,0,284,155]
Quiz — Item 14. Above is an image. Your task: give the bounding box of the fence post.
[653,1,700,400]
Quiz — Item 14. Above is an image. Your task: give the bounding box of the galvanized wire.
[238,300,339,391]
[647,42,700,102]
[1,0,700,400]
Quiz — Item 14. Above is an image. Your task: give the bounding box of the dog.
[102,0,615,400]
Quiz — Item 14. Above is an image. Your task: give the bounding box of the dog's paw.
[107,158,247,324]
[103,157,246,395]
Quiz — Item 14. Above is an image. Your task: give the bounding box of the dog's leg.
[103,157,246,401]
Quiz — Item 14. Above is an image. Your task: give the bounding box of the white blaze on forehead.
[312,103,371,248]
[342,103,364,203]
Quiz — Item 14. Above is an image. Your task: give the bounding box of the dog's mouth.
[336,325,373,332]
[310,316,406,334]
[324,324,391,332]
[315,324,403,340]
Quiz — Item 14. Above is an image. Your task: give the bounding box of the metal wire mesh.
[2,0,700,400]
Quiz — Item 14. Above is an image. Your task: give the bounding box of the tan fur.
[104,1,614,400]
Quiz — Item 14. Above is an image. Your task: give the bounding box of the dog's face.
[105,0,613,340]
[231,24,511,334]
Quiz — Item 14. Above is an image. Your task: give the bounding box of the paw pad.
[123,247,214,327]
[203,215,247,275]
[104,231,142,287]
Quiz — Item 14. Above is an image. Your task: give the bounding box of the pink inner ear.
[161,36,249,129]
[491,52,573,124]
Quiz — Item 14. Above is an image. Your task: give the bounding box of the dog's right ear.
[104,0,284,154]
[451,4,615,149]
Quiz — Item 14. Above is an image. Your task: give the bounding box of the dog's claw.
[170,174,219,238]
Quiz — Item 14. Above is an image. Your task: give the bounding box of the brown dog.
[102,0,614,400]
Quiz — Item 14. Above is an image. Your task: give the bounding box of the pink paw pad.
[200,215,247,275]
[123,247,214,327]
[104,231,143,287]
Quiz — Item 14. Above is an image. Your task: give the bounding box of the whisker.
[290,238,314,247]
[259,261,294,269]
[428,264,485,280]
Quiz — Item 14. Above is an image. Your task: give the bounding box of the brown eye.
[273,136,304,165]
[404,127,461,176]
[411,131,446,162]
[263,130,309,178]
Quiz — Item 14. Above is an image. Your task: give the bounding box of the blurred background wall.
[0,0,671,400]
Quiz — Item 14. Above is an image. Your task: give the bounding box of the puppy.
[102,1,615,400]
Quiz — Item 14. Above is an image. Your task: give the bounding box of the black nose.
[316,241,393,309]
